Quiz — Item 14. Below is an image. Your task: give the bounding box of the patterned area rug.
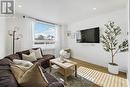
[46,68,100,87]
[77,66,127,87]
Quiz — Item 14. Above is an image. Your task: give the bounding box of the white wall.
[127,0,130,86]
[60,24,68,49]
[67,8,128,72]
[0,17,7,59]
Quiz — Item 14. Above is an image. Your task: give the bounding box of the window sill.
[33,44,55,50]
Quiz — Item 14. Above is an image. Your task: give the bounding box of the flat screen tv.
[76,27,100,43]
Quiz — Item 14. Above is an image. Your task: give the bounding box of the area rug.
[77,66,127,87]
[46,68,100,87]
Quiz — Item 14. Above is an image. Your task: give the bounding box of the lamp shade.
[60,50,67,57]
[60,50,70,58]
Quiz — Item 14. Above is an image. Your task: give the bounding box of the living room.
[0,0,130,87]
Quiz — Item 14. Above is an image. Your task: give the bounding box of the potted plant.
[101,21,128,74]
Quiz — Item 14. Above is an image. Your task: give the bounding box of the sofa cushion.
[0,65,19,87]
[42,54,55,60]
[0,58,13,65]
[5,54,21,61]
[16,50,30,59]
[31,49,43,59]
[22,52,37,62]
[10,64,32,80]
[11,63,49,87]
[32,54,55,69]
[16,65,31,71]
[32,48,43,56]
[11,64,25,81]
[13,59,33,67]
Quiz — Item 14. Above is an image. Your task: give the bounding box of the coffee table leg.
[64,69,67,82]
[49,61,52,72]
[75,65,77,77]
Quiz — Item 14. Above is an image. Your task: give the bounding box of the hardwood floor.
[69,58,126,78]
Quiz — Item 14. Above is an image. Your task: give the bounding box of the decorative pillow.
[31,49,43,59]
[13,59,33,67]
[11,63,48,87]
[11,64,26,81]
[22,52,37,62]
[16,65,30,71]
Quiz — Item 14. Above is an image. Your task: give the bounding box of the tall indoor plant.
[101,21,128,74]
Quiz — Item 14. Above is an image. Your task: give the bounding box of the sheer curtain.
[21,18,35,50]
[55,25,62,57]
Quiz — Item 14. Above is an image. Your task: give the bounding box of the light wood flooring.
[69,58,126,78]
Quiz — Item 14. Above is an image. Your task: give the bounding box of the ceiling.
[15,0,127,24]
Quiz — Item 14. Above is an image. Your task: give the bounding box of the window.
[33,22,56,49]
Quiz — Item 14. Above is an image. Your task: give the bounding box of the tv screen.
[76,27,100,43]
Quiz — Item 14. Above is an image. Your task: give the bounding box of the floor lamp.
[8,27,22,54]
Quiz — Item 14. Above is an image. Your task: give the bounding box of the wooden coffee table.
[49,58,77,81]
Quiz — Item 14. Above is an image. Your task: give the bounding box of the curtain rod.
[23,16,59,25]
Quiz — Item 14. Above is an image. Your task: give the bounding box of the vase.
[108,63,119,74]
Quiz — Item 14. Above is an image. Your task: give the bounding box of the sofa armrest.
[4,54,21,61]
[48,82,64,87]
[0,58,13,65]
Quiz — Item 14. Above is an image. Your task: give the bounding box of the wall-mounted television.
[76,27,100,43]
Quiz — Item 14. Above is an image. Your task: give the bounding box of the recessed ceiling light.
[18,5,22,8]
[93,8,97,10]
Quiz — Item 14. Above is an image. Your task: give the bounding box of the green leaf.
[119,40,128,52]
[101,21,128,55]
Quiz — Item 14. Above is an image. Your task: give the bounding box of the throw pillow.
[31,49,43,59]
[11,64,26,81]
[22,52,37,62]
[11,63,48,87]
[13,59,33,67]
[16,65,30,71]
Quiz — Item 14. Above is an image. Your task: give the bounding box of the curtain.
[20,18,35,50]
[55,25,62,57]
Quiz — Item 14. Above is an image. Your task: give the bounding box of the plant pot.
[108,63,119,74]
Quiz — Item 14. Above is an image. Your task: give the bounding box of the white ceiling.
[15,0,127,24]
